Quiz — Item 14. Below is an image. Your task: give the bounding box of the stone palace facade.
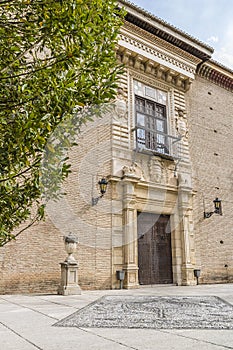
[0,0,233,293]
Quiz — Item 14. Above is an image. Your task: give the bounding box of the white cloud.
[213,50,233,70]
[207,36,219,44]
[212,23,233,70]
[131,0,233,70]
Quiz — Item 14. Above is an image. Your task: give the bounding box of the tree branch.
[0,159,41,183]
[0,0,15,4]
[0,34,46,75]
[0,56,66,81]
[0,213,41,247]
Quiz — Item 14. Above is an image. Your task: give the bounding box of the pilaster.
[121,165,140,289]
[177,171,196,286]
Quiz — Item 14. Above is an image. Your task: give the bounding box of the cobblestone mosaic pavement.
[55,295,233,329]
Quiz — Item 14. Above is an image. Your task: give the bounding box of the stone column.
[121,164,141,289]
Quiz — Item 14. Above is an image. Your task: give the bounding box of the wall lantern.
[92,178,108,206]
[204,197,222,219]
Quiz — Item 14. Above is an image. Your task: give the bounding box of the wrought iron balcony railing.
[134,125,181,159]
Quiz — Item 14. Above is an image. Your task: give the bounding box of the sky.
[131,0,233,71]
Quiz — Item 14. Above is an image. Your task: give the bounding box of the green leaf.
[0,0,124,246]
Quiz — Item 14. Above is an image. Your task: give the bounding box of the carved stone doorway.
[137,212,173,285]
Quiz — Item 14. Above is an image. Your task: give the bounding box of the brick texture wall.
[0,219,64,294]
[1,73,232,293]
[187,75,233,284]
[0,111,113,294]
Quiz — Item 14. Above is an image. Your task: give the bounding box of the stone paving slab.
[1,285,233,350]
[87,328,231,350]
[55,295,233,330]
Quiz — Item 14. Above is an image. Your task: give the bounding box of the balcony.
[134,125,181,160]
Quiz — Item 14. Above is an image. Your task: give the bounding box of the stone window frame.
[131,77,176,159]
[134,95,169,155]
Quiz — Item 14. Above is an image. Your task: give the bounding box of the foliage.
[0,0,124,246]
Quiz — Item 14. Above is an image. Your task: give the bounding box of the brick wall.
[0,111,113,294]
[1,66,232,293]
[187,75,233,283]
[0,219,64,294]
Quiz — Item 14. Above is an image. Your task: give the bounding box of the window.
[135,96,169,155]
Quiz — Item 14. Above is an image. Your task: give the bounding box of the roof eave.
[119,0,214,61]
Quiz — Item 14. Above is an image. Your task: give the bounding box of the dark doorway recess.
[137,212,173,285]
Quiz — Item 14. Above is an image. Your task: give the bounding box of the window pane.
[157,119,164,132]
[157,90,167,104]
[137,129,145,147]
[145,86,156,99]
[157,134,165,144]
[136,98,145,112]
[145,101,154,115]
[137,113,145,126]
[155,105,165,118]
[149,116,156,131]
[134,81,144,96]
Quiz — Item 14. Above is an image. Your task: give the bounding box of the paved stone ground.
[55,295,233,330]
[1,285,233,349]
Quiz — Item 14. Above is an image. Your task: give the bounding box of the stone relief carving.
[113,88,128,122]
[149,158,166,184]
[176,109,188,139]
[147,158,178,186]
[122,162,143,180]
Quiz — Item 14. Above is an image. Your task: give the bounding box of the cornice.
[117,32,194,92]
[118,0,213,61]
[119,32,195,76]
[209,59,233,77]
[117,46,193,92]
[122,21,201,67]
[197,61,233,92]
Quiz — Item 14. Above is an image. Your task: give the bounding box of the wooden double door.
[137,212,173,285]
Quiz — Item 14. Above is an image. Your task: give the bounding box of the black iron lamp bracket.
[91,177,108,206]
[92,194,103,206]
[204,211,214,219]
[203,197,222,219]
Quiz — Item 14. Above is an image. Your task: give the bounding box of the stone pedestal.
[123,264,139,289]
[181,265,196,286]
[58,233,81,295]
[57,262,81,295]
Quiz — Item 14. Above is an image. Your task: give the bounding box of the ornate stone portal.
[110,70,197,288]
